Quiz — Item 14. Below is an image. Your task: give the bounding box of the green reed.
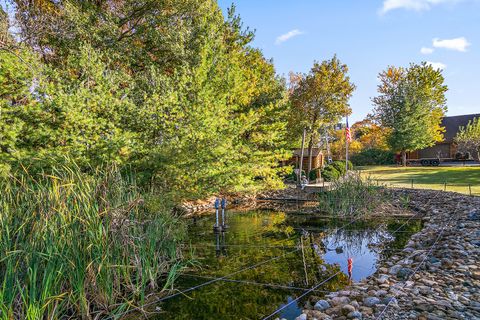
[318,172,391,217]
[0,164,185,319]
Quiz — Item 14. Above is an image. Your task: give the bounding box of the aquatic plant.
[318,172,390,216]
[0,164,185,319]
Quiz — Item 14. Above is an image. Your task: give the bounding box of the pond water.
[156,209,421,320]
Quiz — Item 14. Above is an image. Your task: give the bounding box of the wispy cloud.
[379,0,461,15]
[426,61,447,70]
[275,29,304,45]
[420,47,434,54]
[433,37,470,52]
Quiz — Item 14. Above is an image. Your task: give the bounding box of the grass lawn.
[358,165,480,196]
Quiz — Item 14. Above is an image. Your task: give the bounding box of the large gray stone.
[295,314,307,320]
[347,311,363,319]
[363,297,381,307]
[341,304,355,315]
[314,299,331,311]
[397,267,413,280]
[467,210,480,221]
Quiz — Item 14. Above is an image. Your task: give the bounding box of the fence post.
[444,181,447,192]
[469,184,472,196]
[411,179,414,189]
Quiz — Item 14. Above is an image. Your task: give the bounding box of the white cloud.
[426,61,447,70]
[433,37,470,52]
[275,29,304,45]
[379,0,461,14]
[420,47,434,54]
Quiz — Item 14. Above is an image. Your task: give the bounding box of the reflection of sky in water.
[322,231,392,281]
[157,210,411,320]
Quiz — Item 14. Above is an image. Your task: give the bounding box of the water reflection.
[156,210,421,320]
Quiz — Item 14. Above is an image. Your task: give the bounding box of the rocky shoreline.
[294,190,480,320]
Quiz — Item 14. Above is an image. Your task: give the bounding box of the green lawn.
[358,165,480,196]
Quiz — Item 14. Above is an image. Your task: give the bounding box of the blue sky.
[218,0,480,122]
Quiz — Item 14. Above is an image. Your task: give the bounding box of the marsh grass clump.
[318,172,391,216]
[0,165,185,319]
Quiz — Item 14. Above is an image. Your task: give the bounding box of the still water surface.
[157,210,421,320]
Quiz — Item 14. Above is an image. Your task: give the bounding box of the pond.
[155,209,421,320]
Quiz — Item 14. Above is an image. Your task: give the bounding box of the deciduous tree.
[289,56,355,172]
[372,63,447,166]
[455,117,480,160]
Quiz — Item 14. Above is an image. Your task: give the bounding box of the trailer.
[407,157,475,167]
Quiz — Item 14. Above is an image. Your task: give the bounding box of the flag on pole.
[345,118,352,143]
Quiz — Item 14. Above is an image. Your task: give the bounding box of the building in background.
[408,113,480,161]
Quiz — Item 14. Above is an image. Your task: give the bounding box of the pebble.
[314,300,331,311]
[302,190,480,320]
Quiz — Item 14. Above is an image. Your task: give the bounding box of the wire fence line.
[108,189,445,319]
[374,179,480,196]
[104,214,369,319]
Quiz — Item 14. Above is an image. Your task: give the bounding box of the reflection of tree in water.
[158,271,347,320]
[165,211,420,319]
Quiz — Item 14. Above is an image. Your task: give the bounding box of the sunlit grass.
[358,165,480,195]
[0,164,185,319]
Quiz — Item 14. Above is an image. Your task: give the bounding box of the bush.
[288,170,306,182]
[350,148,395,166]
[321,165,340,182]
[330,160,354,176]
[331,161,346,175]
[309,169,320,181]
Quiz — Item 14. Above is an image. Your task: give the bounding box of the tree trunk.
[401,150,407,167]
[307,136,314,176]
[298,128,306,185]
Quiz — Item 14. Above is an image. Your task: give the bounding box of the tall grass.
[318,172,391,216]
[0,164,185,319]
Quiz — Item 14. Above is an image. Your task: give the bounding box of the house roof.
[293,148,323,157]
[442,113,480,142]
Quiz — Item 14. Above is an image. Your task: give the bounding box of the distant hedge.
[350,149,395,166]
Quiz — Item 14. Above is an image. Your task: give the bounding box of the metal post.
[213,198,220,232]
[300,234,309,286]
[215,232,220,257]
[221,198,228,230]
[469,184,472,196]
[298,128,306,186]
[345,116,349,174]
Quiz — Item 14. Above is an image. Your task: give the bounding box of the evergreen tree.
[2,0,290,198]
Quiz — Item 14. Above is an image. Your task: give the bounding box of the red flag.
[345,119,352,143]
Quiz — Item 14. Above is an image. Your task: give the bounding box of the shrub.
[331,161,346,175]
[309,169,320,181]
[288,170,306,182]
[321,165,340,182]
[330,160,354,176]
[350,148,395,166]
